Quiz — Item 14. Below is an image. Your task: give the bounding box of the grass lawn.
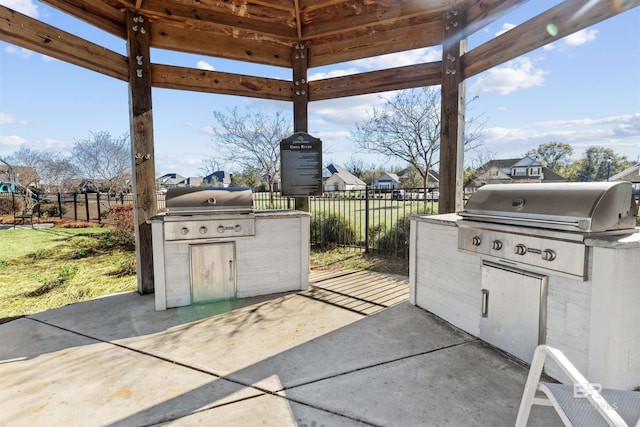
[0,227,137,320]
[0,224,408,322]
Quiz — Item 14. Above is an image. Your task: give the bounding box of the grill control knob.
[234,224,243,232]
[199,226,208,234]
[542,249,557,261]
[471,236,482,246]
[217,225,225,233]
[491,240,502,250]
[180,227,189,235]
[514,244,527,255]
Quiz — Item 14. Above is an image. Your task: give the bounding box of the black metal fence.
[254,188,437,257]
[2,188,434,257]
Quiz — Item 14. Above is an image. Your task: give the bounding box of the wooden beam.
[42,0,126,39]
[439,8,466,214]
[149,22,293,68]
[292,42,309,134]
[309,62,442,101]
[151,64,293,101]
[0,5,128,81]
[463,0,639,79]
[132,0,296,39]
[308,17,442,67]
[126,10,157,295]
[292,42,311,212]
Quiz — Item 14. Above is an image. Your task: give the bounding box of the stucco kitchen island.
[409,213,640,390]
[149,210,310,311]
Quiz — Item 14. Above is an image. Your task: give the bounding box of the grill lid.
[165,187,253,215]
[458,182,638,233]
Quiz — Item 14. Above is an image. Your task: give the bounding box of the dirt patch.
[0,216,104,229]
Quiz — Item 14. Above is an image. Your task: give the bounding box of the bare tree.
[199,156,222,178]
[39,155,77,193]
[351,87,484,192]
[72,131,131,194]
[211,106,292,200]
[6,147,43,188]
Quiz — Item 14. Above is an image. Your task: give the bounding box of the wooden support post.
[126,10,157,294]
[292,42,310,212]
[439,8,467,214]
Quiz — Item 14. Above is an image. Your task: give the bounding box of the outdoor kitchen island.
[409,212,640,390]
[149,209,310,311]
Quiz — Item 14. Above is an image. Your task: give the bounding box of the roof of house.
[477,159,522,172]
[157,173,186,186]
[610,163,640,182]
[325,164,366,186]
[397,168,440,182]
[204,171,232,184]
[374,172,400,183]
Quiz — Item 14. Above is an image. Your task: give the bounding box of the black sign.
[280,132,323,196]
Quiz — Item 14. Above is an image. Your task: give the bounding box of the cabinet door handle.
[228,260,233,281]
[481,289,489,317]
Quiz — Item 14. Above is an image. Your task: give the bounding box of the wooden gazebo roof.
[1,0,636,292]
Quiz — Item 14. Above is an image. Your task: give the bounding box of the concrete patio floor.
[0,271,562,426]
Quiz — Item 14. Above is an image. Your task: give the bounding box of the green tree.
[230,167,262,189]
[524,142,573,173]
[565,146,632,182]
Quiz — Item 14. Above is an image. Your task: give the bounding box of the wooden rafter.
[463,0,638,79]
[0,5,128,81]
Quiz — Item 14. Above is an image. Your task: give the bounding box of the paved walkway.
[0,271,561,426]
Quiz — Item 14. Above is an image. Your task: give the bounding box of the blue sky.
[1,1,639,178]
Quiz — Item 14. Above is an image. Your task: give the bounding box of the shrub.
[0,198,13,215]
[374,214,412,257]
[311,213,357,248]
[106,205,136,250]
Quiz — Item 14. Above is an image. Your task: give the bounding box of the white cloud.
[0,112,17,125]
[0,0,39,18]
[196,60,215,71]
[562,28,598,47]
[481,112,640,161]
[0,135,28,147]
[351,47,441,70]
[308,68,360,81]
[4,45,32,59]
[496,23,516,36]
[470,57,548,95]
[310,93,388,126]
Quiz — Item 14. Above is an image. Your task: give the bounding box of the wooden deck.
[301,270,409,316]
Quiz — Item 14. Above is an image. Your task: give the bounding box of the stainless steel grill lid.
[165,187,253,214]
[459,182,638,232]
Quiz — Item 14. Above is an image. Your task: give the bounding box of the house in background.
[397,168,440,190]
[610,163,640,200]
[204,171,232,187]
[324,164,367,191]
[372,172,400,190]
[157,173,186,191]
[469,157,566,190]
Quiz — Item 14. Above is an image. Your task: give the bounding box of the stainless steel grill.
[457,182,638,280]
[458,181,638,233]
[165,186,254,215]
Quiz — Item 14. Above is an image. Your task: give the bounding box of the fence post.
[73,193,78,220]
[85,192,90,221]
[57,192,62,218]
[365,186,370,253]
[97,192,102,223]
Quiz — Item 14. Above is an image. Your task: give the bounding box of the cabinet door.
[190,242,236,303]
[479,263,547,364]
